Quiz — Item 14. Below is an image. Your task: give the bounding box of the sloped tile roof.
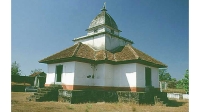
[75,43,95,60]
[29,72,46,77]
[40,44,79,62]
[39,42,167,68]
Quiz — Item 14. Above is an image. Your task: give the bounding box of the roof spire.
[101,2,107,11]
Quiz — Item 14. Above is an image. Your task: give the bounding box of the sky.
[11,0,189,80]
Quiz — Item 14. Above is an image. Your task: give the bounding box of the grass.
[11,82,31,86]
[162,89,187,94]
[66,105,74,110]
[11,92,189,112]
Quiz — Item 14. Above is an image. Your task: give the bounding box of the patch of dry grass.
[11,92,189,112]
[11,82,31,86]
[162,89,186,94]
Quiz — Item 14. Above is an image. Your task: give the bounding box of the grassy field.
[11,92,189,112]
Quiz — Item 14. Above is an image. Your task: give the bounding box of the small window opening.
[111,30,114,34]
[94,29,98,33]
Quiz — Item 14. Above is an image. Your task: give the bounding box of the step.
[39,91,50,94]
[38,88,52,91]
[34,93,46,96]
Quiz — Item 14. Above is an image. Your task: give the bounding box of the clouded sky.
[11,0,188,80]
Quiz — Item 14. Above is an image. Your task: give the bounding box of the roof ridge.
[126,44,139,59]
[72,42,82,57]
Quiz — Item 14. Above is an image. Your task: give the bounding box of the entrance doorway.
[56,65,63,82]
[145,67,152,86]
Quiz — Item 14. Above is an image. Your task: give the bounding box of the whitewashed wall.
[87,27,106,36]
[72,63,137,88]
[104,64,114,86]
[74,34,105,50]
[74,32,130,51]
[74,62,93,86]
[45,61,159,90]
[113,63,136,87]
[151,67,159,88]
[45,62,75,85]
[62,62,75,85]
[45,64,56,85]
[73,63,107,87]
[135,64,145,88]
[167,93,189,100]
[136,63,159,88]
[105,34,131,51]
[93,64,105,86]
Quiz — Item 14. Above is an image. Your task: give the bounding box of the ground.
[11,92,189,112]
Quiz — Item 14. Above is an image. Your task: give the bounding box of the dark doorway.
[145,67,152,86]
[56,65,63,82]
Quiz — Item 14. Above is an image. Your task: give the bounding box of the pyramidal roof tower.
[39,3,167,68]
[73,3,133,51]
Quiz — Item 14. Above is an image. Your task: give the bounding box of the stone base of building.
[58,89,168,104]
[45,84,160,92]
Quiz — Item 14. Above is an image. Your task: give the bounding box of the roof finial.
[101,2,107,11]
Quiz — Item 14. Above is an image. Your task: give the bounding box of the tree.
[159,69,171,81]
[30,69,43,75]
[11,61,21,76]
[167,78,177,88]
[182,69,189,93]
[176,69,189,93]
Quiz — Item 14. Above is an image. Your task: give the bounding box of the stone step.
[38,88,52,91]
[27,86,61,102]
[34,93,46,96]
[39,91,50,94]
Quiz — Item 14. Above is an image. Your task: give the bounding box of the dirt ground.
[11,92,189,112]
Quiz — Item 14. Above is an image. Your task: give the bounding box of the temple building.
[39,4,167,93]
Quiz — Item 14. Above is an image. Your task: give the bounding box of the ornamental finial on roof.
[101,2,107,11]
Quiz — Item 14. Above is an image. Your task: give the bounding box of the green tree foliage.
[30,69,43,75]
[159,69,178,89]
[159,69,171,81]
[176,80,183,89]
[167,78,177,89]
[11,61,21,76]
[182,74,189,93]
[176,70,189,93]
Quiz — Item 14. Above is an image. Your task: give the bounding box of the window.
[94,29,98,33]
[111,29,114,34]
[56,65,63,82]
[145,67,152,86]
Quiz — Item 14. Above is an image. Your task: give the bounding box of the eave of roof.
[29,72,46,77]
[39,43,167,68]
[73,31,133,44]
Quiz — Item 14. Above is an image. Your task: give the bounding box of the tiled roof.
[39,42,167,68]
[75,44,95,60]
[29,72,46,77]
[88,9,118,30]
